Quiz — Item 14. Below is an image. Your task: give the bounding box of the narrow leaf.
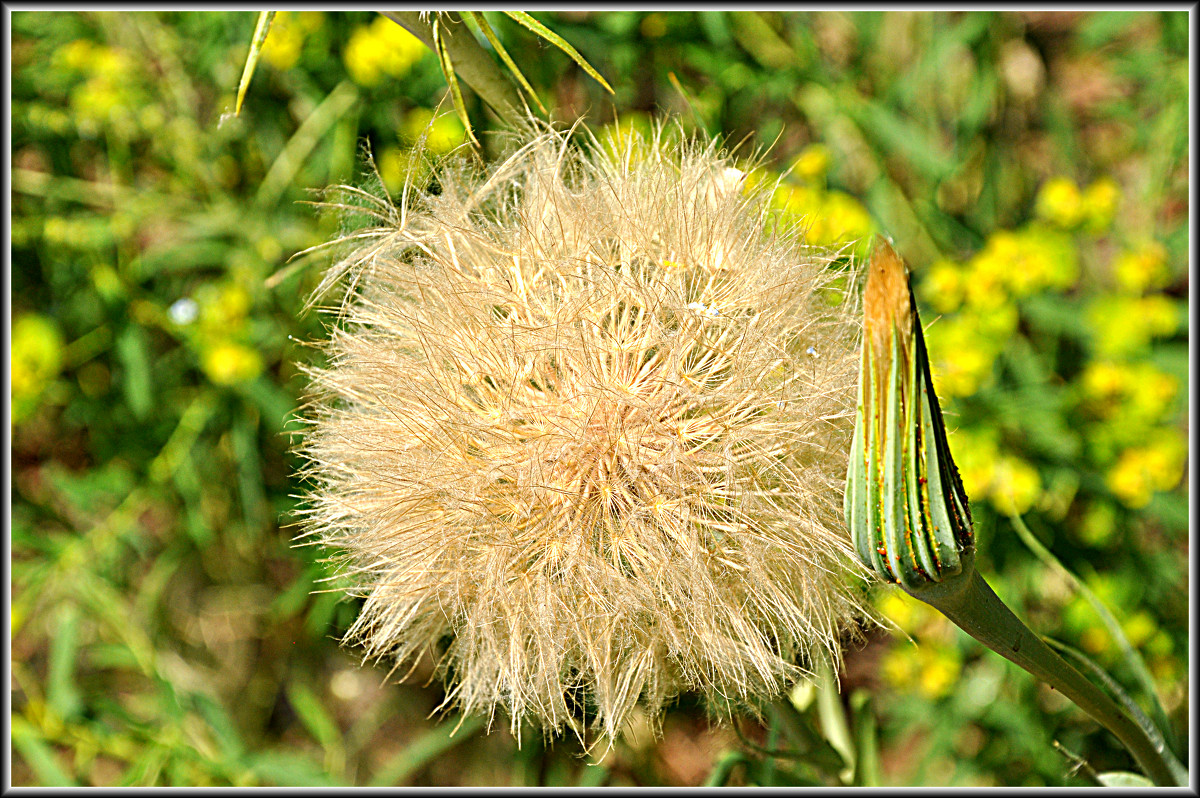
[368,715,485,786]
[11,717,77,786]
[466,12,545,114]
[285,681,342,755]
[431,19,480,148]
[235,11,276,117]
[1009,512,1178,757]
[501,11,614,94]
[1046,637,1187,784]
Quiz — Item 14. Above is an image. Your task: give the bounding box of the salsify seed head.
[297,122,873,744]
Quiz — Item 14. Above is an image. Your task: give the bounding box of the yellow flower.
[54,39,99,71]
[400,108,466,154]
[1035,176,1084,229]
[926,316,996,398]
[1113,241,1169,294]
[921,260,966,314]
[262,11,307,71]
[1081,360,1132,403]
[1020,225,1078,290]
[344,15,427,87]
[11,315,65,420]
[791,144,832,184]
[876,591,922,635]
[771,183,822,221]
[989,456,1041,516]
[881,644,962,700]
[951,430,1000,501]
[917,647,963,700]
[1106,431,1186,508]
[599,112,654,153]
[1081,176,1120,232]
[197,282,252,336]
[1121,611,1157,649]
[201,341,263,386]
[817,190,874,246]
[1086,295,1181,357]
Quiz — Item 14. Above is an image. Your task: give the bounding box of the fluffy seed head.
[297,123,873,744]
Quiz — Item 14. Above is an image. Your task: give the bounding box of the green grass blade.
[11,717,77,786]
[255,79,359,208]
[430,18,480,149]
[46,603,83,721]
[704,751,747,786]
[466,12,545,114]
[235,11,275,117]
[814,655,855,778]
[501,11,613,94]
[1045,637,1187,784]
[368,715,486,786]
[286,680,343,756]
[248,751,340,787]
[1009,512,1178,756]
[849,690,881,786]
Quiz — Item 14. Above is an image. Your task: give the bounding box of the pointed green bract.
[845,245,973,592]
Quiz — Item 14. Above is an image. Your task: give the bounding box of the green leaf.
[11,717,77,786]
[849,690,881,787]
[192,693,245,762]
[368,715,485,786]
[1097,771,1155,787]
[704,751,747,787]
[234,11,276,117]
[116,324,153,421]
[465,13,546,114]
[255,80,360,209]
[286,680,342,755]
[814,655,854,777]
[501,12,614,94]
[248,750,339,787]
[1045,637,1188,785]
[46,602,83,721]
[430,18,480,149]
[1009,513,1179,759]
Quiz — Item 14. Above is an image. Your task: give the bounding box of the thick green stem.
[383,11,524,123]
[909,565,1178,786]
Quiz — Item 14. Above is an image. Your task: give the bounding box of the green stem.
[908,564,1178,786]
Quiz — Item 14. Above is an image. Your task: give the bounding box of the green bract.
[845,240,974,593]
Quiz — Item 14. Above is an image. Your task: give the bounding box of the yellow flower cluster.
[769,182,875,250]
[1065,584,1175,672]
[921,225,1076,399]
[1079,360,1178,427]
[343,15,428,88]
[180,280,264,387]
[261,11,325,71]
[1112,240,1170,294]
[1077,358,1184,511]
[53,39,144,138]
[399,107,466,153]
[1104,430,1186,509]
[875,592,963,700]
[737,144,875,253]
[947,428,1043,516]
[1035,175,1120,232]
[1085,294,1179,358]
[11,314,65,424]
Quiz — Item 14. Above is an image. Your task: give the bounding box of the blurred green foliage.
[10,10,1188,786]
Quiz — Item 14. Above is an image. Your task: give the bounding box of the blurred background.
[9,10,1189,786]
